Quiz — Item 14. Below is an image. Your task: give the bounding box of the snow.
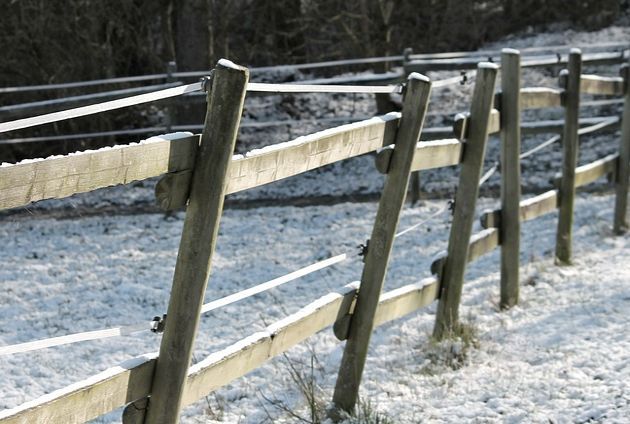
[1,192,628,422]
[408,72,430,83]
[0,132,193,170]
[217,59,241,70]
[1,17,630,424]
[478,62,500,69]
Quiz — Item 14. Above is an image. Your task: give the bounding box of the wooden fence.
[1,41,627,147]
[0,47,629,423]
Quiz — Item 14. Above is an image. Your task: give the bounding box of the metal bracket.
[448,199,456,215]
[151,314,167,333]
[357,239,370,262]
[200,70,215,92]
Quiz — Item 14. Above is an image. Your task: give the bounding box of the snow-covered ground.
[1,17,630,424]
[0,190,629,423]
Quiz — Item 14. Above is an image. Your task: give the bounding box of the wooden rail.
[374,138,463,174]
[480,190,559,229]
[0,133,198,211]
[431,228,500,275]
[519,87,563,109]
[156,114,400,210]
[2,47,630,424]
[580,75,625,96]
[0,277,439,423]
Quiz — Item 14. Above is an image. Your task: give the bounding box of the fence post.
[330,73,432,416]
[499,49,521,309]
[402,48,422,205]
[139,60,248,424]
[433,63,499,340]
[555,49,582,264]
[613,62,630,234]
[165,61,177,133]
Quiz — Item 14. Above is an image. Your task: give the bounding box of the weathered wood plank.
[372,277,438,327]
[227,114,399,194]
[431,228,500,275]
[182,283,358,406]
[183,276,439,408]
[156,114,400,210]
[376,138,463,174]
[580,74,625,96]
[1,275,441,423]
[520,87,563,109]
[0,355,156,424]
[332,73,432,414]
[614,63,630,234]
[0,133,198,211]
[480,190,559,229]
[433,63,498,339]
[453,109,500,139]
[411,139,463,171]
[552,154,618,188]
[143,61,249,424]
[556,50,582,265]
[499,48,522,309]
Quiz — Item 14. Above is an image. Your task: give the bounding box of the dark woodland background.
[0,0,627,161]
[1,0,625,86]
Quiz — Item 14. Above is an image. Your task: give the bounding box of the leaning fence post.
[402,47,422,205]
[555,49,582,264]
[613,62,630,234]
[433,63,499,340]
[330,73,432,416]
[140,60,249,424]
[499,49,522,309]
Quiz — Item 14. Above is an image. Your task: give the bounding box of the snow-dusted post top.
[555,49,582,264]
[433,62,499,340]
[330,73,432,416]
[138,60,250,424]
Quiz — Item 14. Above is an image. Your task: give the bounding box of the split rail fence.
[1,41,628,147]
[0,47,628,423]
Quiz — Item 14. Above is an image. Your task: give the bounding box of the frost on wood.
[225,114,400,194]
[0,132,197,210]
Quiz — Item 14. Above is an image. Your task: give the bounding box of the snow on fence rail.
[0,48,629,424]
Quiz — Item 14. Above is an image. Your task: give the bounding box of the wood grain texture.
[157,115,400,209]
[580,74,625,96]
[0,355,156,424]
[614,63,630,234]
[376,138,463,174]
[520,87,563,109]
[553,153,618,188]
[184,277,438,407]
[182,283,358,406]
[0,133,198,211]
[556,51,582,265]
[480,190,559,229]
[332,74,432,414]
[431,228,500,275]
[0,276,438,423]
[499,49,522,309]
[143,62,250,424]
[453,109,501,139]
[433,63,498,339]
[226,115,399,194]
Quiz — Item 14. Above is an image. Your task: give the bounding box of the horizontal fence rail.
[0,276,440,424]
[1,46,629,424]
